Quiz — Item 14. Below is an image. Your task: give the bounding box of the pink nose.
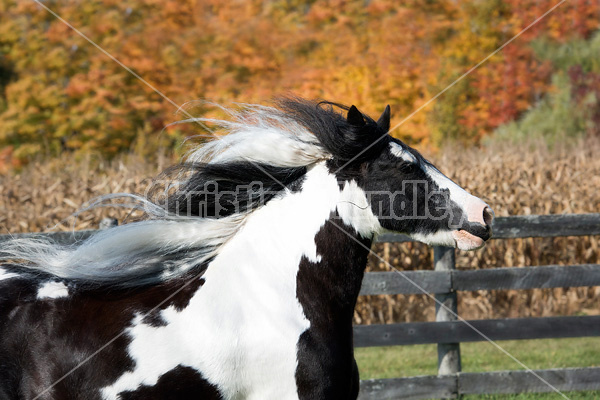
[466,198,494,227]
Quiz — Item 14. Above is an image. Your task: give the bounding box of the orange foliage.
[0,0,599,166]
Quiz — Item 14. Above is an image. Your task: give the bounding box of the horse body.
[1,163,376,399]
[0,99,493,399]
[101,162,374,399]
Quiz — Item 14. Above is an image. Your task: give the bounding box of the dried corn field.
[1,141,599,325]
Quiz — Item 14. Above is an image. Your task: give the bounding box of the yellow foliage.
[0,0,599,167]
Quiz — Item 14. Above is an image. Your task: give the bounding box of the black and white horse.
[0,99,493,400]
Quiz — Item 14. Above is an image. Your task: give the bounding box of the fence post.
[434,246,461,395]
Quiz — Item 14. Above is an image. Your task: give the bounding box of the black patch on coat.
[141,276,205,327]
[0,270,211,399]
[118,365,223,400]
[295,217,371,400]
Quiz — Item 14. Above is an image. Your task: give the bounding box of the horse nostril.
[482,206,494,227]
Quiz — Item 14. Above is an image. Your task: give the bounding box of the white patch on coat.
[101,163,383,400]
[389,142,417,164]
[337,180,383,239]
[37,281,69,299]
[0,268,19,281]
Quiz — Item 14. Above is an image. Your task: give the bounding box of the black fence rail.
[357,213,600,399]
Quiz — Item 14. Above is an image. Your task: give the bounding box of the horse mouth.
[452,228,490,251]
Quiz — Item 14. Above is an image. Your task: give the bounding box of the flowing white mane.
[0,102,336,287]
[183,104,330,167]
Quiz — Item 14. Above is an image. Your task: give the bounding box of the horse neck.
[297,216,372,326]
[205,162,378,325]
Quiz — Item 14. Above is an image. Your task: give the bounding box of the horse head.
[326,103,494,251]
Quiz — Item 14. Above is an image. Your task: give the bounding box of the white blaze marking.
[412,164,490,248]
[424,164,489,224]
[101,163,383,400]
[425,164,469,205]
[37,281,69,299]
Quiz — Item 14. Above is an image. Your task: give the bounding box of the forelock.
[277,97,391,163]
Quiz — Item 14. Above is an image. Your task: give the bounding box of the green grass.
[462,393,600,400]
[355,337,600,399]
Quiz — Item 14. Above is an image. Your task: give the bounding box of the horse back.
[0,267,132,399]
[0,265,218,399]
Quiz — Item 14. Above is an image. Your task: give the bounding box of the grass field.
[355,337,600,399]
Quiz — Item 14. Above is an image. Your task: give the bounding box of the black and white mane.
[0,98,492,400]
[1,99,391,288]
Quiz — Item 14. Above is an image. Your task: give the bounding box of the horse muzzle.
[452,202,494,251]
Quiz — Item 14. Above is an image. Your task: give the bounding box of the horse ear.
[347,105,365,127]
[377,105,391,132]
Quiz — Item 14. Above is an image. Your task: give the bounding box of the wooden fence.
[1,214,599,398]
[357,213,600,399]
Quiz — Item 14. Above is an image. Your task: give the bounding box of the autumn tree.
[0,0,599,170]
